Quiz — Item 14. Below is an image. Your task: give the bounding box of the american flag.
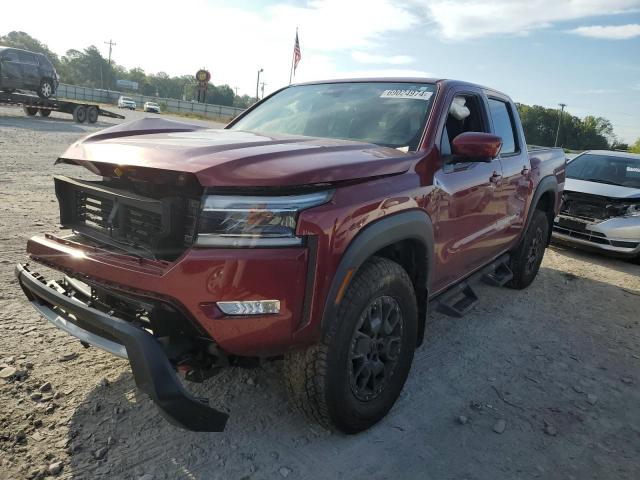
[293,31,301,73]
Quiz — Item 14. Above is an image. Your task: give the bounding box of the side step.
[433,254,511,318]
[436,282,478,318]
[482,262,513,287]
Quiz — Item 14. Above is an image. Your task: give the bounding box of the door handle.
[521,166,530,175]
[489,172,502,184]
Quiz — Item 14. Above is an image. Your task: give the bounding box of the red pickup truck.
[16,79,565,433]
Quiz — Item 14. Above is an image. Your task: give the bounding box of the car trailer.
[0,91,125,123]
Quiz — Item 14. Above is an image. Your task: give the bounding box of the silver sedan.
[553,150,640,262]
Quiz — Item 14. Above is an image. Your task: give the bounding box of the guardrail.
[55,84,245,121]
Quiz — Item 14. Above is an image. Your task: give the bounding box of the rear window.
[2,50,18,62]
[488,98,517,154]
[566,153,640,189]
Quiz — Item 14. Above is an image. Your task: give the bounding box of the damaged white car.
[553,150,640,263]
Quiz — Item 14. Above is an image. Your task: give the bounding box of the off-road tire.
[39,109,51,117]
[284,256,418,433]
[507,209,549,289]
[23,106,38,116]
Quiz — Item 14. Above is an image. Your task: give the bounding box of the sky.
[3,0,639,142]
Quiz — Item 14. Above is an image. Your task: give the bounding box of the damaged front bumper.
[553,214,640,258]
[15,263,229,432]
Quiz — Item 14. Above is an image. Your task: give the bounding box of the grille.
[553,225,609,244]
[560,191,632,221]
[561,193,608,220]
[56,176,197,259]
[121,204,164,245]
[77,191,115,233]
[75,189,164,247]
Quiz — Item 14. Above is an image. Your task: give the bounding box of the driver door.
[431,90,504,293]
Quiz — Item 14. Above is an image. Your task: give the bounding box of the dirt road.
[1,106,639,480]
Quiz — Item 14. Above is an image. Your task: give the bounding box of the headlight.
[196,190,333,247]
[624,204,640,217]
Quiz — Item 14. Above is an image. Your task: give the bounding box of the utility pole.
[234,86,239,96]
[104,39,116,66]
[554,103,566,147]
[256,68,263,103]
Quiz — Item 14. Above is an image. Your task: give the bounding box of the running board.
[432,254,511,318]
[482,262,513,287]
[436,282,478,318]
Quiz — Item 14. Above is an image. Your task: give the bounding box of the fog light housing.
[216,300,280,315]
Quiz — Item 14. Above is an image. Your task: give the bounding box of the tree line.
[1,30,638,151]
[516,103,636,152]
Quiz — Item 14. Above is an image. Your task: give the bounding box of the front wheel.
[284,256,417,433]
[507,209,550,289]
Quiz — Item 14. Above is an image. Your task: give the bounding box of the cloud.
[351,51,414,65]
[568,24,640,39]
[413,0,640,39]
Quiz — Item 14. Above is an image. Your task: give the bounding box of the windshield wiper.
[582,178,625,187]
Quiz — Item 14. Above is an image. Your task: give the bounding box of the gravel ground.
[1,105,639,480]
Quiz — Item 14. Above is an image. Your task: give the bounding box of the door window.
[488,98,518,155]
[441,94,487,155]
[17,52,37,65]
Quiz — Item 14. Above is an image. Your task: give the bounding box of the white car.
[117,96,136,110]
[143,101,160,113]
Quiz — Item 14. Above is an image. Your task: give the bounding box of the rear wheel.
[39,108,51,117]
[38,80,53,98]
[72,105,87,123]
[23,106,38,116]
[87,106,98,123]
[507,209,549,289]
[284,256,418,433]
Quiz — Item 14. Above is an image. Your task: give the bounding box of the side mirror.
[452,132,502,160]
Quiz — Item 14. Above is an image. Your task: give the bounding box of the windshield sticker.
[380,89,433,101]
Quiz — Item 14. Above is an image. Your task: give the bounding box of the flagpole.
[289,49,294,85]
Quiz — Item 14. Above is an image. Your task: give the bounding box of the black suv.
[0,46,59,98]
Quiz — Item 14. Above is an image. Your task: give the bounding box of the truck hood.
[565,178,640,200]
[58,117,414,187]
